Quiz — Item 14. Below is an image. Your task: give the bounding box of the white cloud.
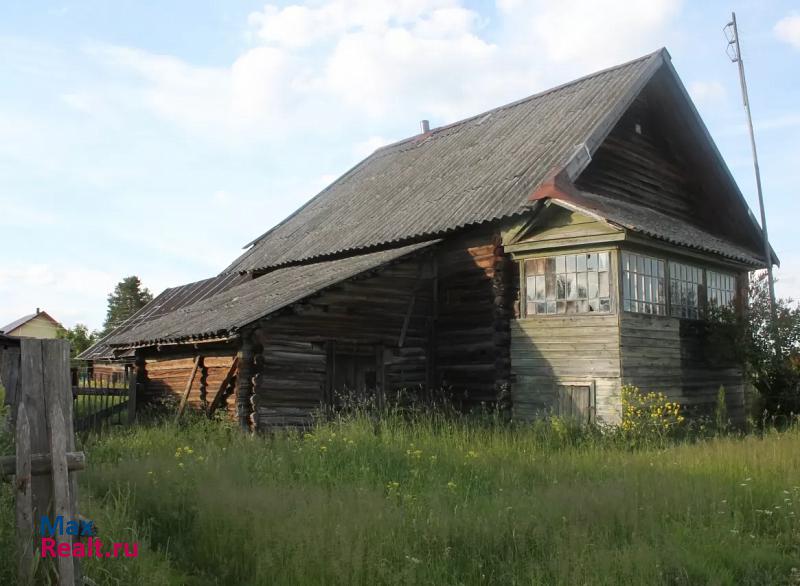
[775,14,800,50]
[70,0,682,145]
[497,0,681,70]
[0,263,118,329]
[688,80,726,106]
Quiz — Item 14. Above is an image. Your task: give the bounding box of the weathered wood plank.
[15,402,34,585]
[47,400,76,585]
[174,355,201,423]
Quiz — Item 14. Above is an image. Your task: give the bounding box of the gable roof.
[225,50,668,274]
[107,240,437,349]
[1,311,60,335]
[85,47,771,354]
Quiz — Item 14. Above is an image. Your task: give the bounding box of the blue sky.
[1,0,798,331]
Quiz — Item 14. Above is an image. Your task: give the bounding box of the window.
[707,270,736,309]
[524,252,610,315]
[669,261,703,319]
[621,252,666,315]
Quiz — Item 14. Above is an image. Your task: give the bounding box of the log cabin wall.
[576,96,697,224]
[144,355,238,416]
[434,229,509,407]
[252,255,435,430]
[619,311,746,423]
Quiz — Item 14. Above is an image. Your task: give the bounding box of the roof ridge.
[226,48,666,268]
[372,48,667,156]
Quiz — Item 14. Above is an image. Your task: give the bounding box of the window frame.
[618,247,741,321]
[706,269,737,310]
[519,248,616,318]
[620,250,667,316]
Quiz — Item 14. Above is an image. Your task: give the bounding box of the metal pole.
[725,11,780,355]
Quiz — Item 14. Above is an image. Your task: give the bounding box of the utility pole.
[724,12,781,355]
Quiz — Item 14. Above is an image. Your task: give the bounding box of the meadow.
[2,403,799,586]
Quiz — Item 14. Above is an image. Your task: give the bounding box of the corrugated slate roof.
[225,50,665,274]
[553,193,764,266]
[78,272,248,360]
[109,240,438,348]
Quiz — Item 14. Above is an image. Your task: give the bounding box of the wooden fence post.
[15,402,33,585]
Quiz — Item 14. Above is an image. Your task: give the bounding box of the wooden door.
[556,384,593,423]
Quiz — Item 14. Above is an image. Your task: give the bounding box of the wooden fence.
[71,366,135,431]
[1,337,84,585]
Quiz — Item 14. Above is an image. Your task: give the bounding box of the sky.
[0,0,798,331]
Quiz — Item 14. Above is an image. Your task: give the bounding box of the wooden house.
[1,309,61,339]
[79,49,775,428]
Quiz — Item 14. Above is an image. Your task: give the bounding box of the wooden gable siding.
[252,256,434,429]
[619,313,745,422]
[434,229,510,406]
[576,96,698,224]
[512,206,621,250]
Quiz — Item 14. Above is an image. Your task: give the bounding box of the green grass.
[2,408,800,585]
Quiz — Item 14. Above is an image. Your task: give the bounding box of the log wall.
[252,256,434,430]
[144,356,237,416]
[435,231,507,406]
[576,97,697,223]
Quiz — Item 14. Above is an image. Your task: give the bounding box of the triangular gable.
[527,57,772,267]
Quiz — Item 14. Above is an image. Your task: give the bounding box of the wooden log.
[199,357,208,413]
[208,358,238,417]
[174,355,201,423]
[236,336,255,431]
[15,402,33,584]
[0,451,86,477]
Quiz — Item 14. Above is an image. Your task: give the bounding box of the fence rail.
[70,366,135,431]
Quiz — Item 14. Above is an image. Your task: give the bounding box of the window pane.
[622,252,666,315]
[557,274,567,299]
[708,269,736,309]
[535,275,546,300]
[588,271,599,298]
[545,271,556,300]
[577,273,588,298]
[567,273,577,300]
[669,260,703,318]
[524,251,612,315]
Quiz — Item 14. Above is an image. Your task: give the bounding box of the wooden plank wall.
[145,356,237,416]
[576,96,697,224]
[619,313,745,422]
[252,257,434,430]
[510,314,622,423]
[435,231,506,407]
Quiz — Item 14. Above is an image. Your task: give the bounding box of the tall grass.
[49,413,799,585]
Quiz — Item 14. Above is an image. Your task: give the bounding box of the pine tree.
[102,276,153,336]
